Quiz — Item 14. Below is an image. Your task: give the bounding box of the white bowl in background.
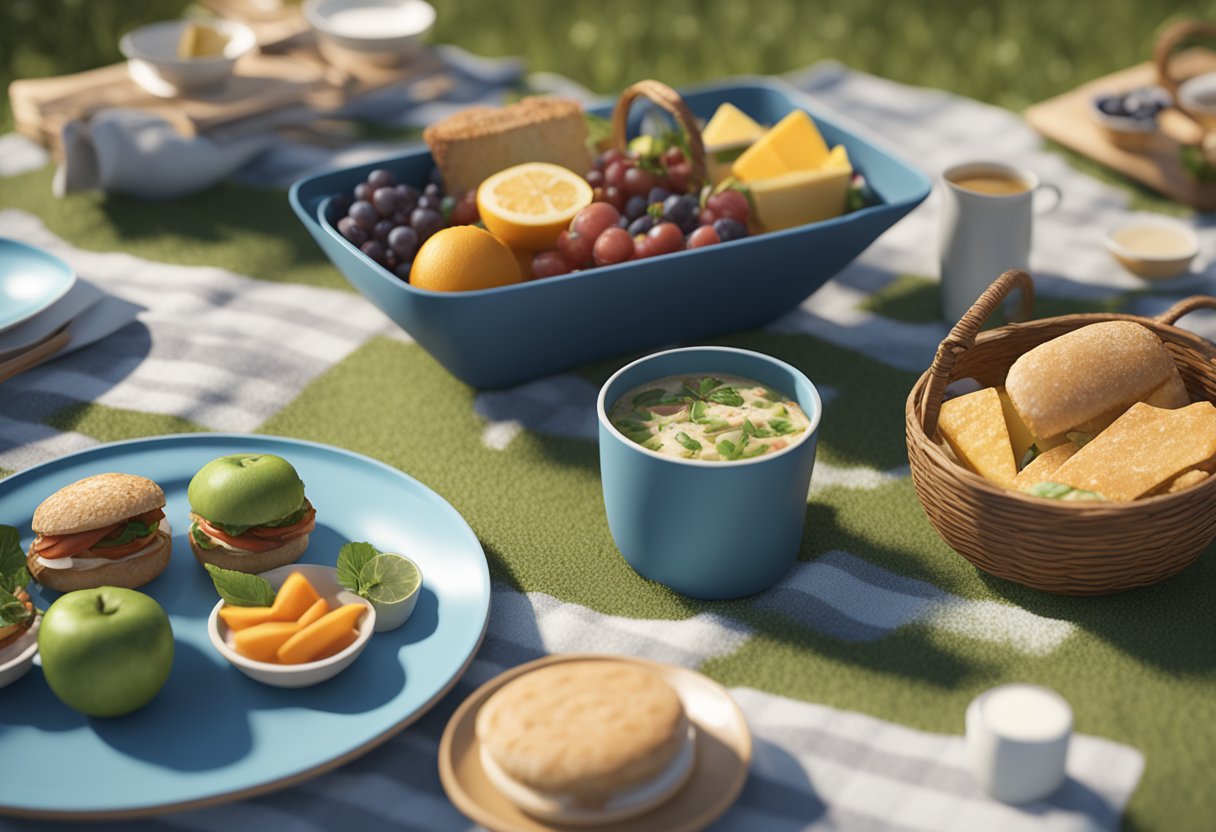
[120,19,257,98]
[1104,216,1199,281]
[305,0,435,67]
[207,564,376,688]
[0,616,40,691]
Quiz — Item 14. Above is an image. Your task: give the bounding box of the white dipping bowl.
[207,564,375,689]
[305,0,435,67]
[0,616,39,691]
[1104,217,1199,281]
[120,19,256,98]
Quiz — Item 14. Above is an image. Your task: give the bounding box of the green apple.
[188,453,305,527]
[38,587,174,717]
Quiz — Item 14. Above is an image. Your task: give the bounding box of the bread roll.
[1005,322,1183,440]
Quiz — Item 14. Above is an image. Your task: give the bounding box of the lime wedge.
[359,554,421,605]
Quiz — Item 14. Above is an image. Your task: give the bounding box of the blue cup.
[597,347,822,600]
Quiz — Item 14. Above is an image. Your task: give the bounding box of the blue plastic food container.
[289,78,930,389]
[597,346,821,600]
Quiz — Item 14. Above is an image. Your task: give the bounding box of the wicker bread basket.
[906,269,1216,595]
[610,79,709,186]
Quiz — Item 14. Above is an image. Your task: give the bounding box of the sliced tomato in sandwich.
[33,508,166,560]
[194,518,289,553]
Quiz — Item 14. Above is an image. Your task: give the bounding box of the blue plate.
[289,77,931,389]
[0,238,76,334]
[0,434,490,820]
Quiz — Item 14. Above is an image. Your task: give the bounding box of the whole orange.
[409,226,522,292]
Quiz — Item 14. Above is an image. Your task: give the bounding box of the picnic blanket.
[2,59,1215,831]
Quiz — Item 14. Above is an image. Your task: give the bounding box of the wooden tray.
[1025,49,1216,211]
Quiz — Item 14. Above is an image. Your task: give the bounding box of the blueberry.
[647,186,672,206]
[662,194,699,226]
[337,216,368,246]
[1096,96,1127,117]
[713,218,748,242]
[625,195,648,221]
[348,200,379,232]
[628,215,656,236]
[618,214,631,228]
[367,169,396,190]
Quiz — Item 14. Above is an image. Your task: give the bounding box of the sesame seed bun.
[188,532,308,574]
[32,473,165,536]
[476,660,689,801]
[27,530,171,592]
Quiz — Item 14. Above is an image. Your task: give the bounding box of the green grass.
[6,0,1216,134]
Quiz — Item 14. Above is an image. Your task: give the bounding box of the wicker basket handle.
[1154,20,1216,98]
[918,269,1036,438]
[611,80,708,187]
[1154,295,1216,326]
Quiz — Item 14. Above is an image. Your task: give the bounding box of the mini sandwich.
[475,659,696,824]
[27,473,171,592]
[187,453,315,574]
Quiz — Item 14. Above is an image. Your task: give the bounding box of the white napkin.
[0,278,143,371]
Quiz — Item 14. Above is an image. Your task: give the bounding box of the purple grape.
[337,216,368,246]
[353,182,371,202]
[385,248,399,269]
[348,200,378,231]
[329,192,352,220]
[628,215,656,236]
[647,186,672,206]
[373,219,395,241]
[360,240,387,264]
[388,225,419,259]
[411,208,444,242]
[395,184,420,213]
[373,186,403,217]
[428,166,444,189]
[662,194,698,226]
[424,182,442,199]
[391,210,412,226]
[713,217,748,242]
[417,194,439,211]
[618,214,630,228]
[395,261,412,280]
[624,195,647,221]
[367,169,396,190]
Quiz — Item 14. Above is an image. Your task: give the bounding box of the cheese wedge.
[1015,443,1079,491]
[747,166,851,230]
[731,110,831,181]
[937,387,1018,488]
[177,23,230,59]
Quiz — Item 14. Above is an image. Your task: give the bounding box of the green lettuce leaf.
[204,563,275,607]
[0,525,29,595]
[0,585,32,628]
[94,519,159,548]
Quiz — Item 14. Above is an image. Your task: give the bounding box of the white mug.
[938,162,1061,322]
[965,683,1073,804]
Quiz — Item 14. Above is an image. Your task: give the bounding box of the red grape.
[571,203,621,239]
[646,222,684,256]
[605,161,629,190]
[699,208,718,226]
[662,146,685,167]
[586,169,605,188]
[632,235,652,259]
[557,230,595,268]
[687,226,720,248]
[532,251,571,278]
[622,166,658,197]
[667,162,692,194]
[599,149,626,168]
[593,227,635,266]
[602,186,627,212]
[706,189,750,224]
[449,191,479,225]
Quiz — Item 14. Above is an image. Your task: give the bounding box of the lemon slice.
[476,162,593,251]
[359,554,421,605]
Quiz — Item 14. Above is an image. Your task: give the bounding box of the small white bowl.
[1104,217,1199,281]
[120,19,257,98]
[0,616,40,691]
[207,564,375,688]
[305,0,435,68]
[369,553,422,633]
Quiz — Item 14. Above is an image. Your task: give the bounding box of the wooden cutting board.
[1025,49,1216,211]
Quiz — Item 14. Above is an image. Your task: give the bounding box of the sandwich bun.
[1005,321,1186,440]
[188,531,308,574]
[475,659,694,823]
[32,473,164,536]
[28,530,171,592]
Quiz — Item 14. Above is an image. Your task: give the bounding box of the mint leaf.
[205,563,275,607]
[769,418,795,435]
[674,432,702,454]
[337,541,380,594]
[690,400,709,423]
[0,525,29,595]
[0,586,32,628]
[708,387,744,407]
[743,419,773,438]
[697,377,723,398]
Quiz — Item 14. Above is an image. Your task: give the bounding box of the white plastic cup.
[965,683,1072,803]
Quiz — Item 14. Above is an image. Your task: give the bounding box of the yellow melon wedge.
[234,620,305,663]
[297,597,329,628]
[271,572,322,621]
[219,604,280,632]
